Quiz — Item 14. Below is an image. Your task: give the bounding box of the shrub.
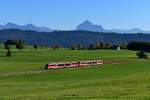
[33,45,38,49]
[51,44,61,50]
[136,50,148,59]
[6,49,12,57]
[70,45,76,50]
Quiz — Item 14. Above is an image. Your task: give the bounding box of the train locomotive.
[45,60,103,70]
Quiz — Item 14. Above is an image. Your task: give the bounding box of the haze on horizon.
[0,0,150,30]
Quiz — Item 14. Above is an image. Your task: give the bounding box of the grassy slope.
[0,48,150,100]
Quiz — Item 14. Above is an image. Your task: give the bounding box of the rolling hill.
[1,29,150,47]
[0,48,150,99]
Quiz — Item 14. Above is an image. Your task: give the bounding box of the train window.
[81,62,85,64]
[72,63,77,64]
[58,64,65,66]
[88,62,92,64]
[65,64,71,66]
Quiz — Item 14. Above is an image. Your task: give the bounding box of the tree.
[87,44,95,50]
[100,42,105,49]
[6,49,12,57]
[16,40,25,51]
[120,43,127,49]
[105,42,112,49]
[95,43,101,49]
[4,42,12,57]
[81,45,86,50]
[136,50,148,59]
[127,41,150,52]
[33,45,38,49]
[51,44,61,50]
[4,43,10,50]
[70,45,76,50]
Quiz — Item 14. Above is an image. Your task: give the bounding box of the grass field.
[0,47,150,100]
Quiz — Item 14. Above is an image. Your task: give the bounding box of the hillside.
[1,29,150,47]
[1,48,150,99]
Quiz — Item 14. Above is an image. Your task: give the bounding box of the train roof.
[47,60,103,65]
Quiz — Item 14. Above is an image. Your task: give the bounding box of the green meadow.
[0,47,150,100]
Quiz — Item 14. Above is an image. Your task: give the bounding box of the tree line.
[70,42,127,50]
[1,39,150,59]
[127,41,150,52]
[2,39,62,57]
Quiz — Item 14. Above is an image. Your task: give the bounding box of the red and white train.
[45,60,103,70]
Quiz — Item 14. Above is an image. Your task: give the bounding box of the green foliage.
[51,44,62,50]
[33,45,38,49]
[4,44,10,50]
[127,41,150,52]
[77,44,86,50]
[120,43,127,49]
[6,49,12,57]
[16,40,25,50]
[136,50,148,59]
[4,39,26,51]
[70,42,127,51]
[70,45,76,50]
[87,44,95,50]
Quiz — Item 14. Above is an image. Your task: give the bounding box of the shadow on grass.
[0,56,7,57]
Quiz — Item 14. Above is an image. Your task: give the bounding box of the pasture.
[0,47,150,100]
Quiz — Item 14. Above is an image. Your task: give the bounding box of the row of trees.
[69,41,150,59]
[70,42,127,50]
[1,39,150,59]
[127,41,150,52]
[33,44,62,50]
[3,40,63,57]
[3,39,26,57]
[4,39,25,51]
[126,41,150,59]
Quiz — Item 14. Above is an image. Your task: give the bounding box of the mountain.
[76,20,150,33]
[76,20,106,32]
[108,28,150,33]
[0,23,52,32]
[1,29,150,47]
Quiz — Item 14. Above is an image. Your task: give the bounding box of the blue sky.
[0,0,150,30]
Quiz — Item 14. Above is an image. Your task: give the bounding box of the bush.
[6,49,12,57]
[70,45,76,50]
[87,44,95,50]
[136,50,148,59]
[33,45,38,49]
[51,44,61,50]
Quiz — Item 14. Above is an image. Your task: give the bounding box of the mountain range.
[76,20,150,33]
[0,23,52,32]
[0,21,150,33]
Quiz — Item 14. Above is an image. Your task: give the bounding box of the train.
[45,60,103,70]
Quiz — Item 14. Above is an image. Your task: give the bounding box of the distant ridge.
[1,29,150,47]
[1,21,150,33]
[76,20,150,33]
[0,23,52,32]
